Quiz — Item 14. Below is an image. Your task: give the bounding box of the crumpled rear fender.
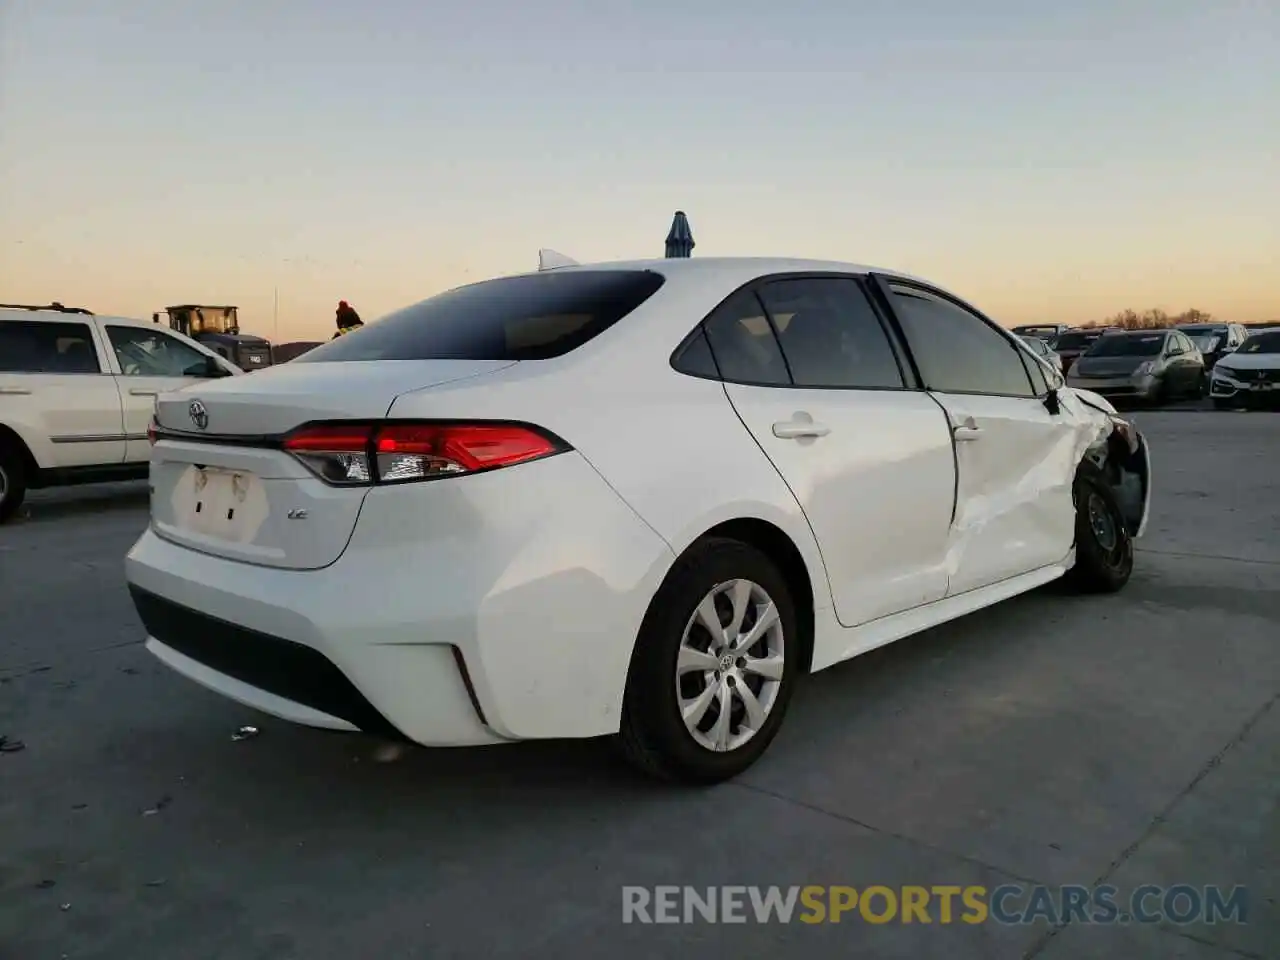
[1071,390,1151,538]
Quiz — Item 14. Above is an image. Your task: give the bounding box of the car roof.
[529,256,933,288]
[0,306,149,326]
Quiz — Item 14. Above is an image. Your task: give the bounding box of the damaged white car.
[125,258,1151,785]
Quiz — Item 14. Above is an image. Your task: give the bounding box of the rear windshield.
[1054,332,1101,350]
[295,270,665,363]
[1086,333,1165,357]
[1239,331,1280,354]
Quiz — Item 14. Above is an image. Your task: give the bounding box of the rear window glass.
[296,270,665,362]
[1054,332,1101,350]
[0,319,101,373]
[1086,334,1165,357]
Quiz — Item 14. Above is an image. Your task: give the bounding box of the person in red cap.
[333,300,363,338]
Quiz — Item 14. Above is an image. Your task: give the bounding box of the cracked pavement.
[1,409,1277,959]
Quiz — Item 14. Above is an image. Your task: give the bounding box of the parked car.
[0,304,240,522]
[125,258,1152,784]
[1052,328,1116,375]
[1019,335,1063,373]
[1012,324,1070,340]
[1209,329,1280,410]
[1066,329,1205,404]
[1176,322,1249,372]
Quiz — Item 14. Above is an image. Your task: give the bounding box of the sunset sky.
[2,0,1277,342]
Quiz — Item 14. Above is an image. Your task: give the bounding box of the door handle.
[772,420,831,439]
[952,417,983,441]
[0,387,32,395]
[129,389,160,397]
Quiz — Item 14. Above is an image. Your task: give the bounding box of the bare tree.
[1085,307,1215,330]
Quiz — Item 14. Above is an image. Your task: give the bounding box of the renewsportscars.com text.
[621,884,1249,926]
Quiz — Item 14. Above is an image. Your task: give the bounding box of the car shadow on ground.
[173,580,1085,810]
[16,482,149,525]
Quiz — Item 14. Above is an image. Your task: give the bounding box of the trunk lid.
[149,359,514,569]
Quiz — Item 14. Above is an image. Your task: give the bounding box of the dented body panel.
[1072,388,1152,539]
[924,384,1150,596]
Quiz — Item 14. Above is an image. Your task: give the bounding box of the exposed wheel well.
[0,424,40,484]
[694,518,816,674]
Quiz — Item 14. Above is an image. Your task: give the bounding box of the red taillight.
[281,422,563,486]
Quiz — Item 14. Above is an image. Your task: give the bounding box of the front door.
[878,279,1082,595]
[101,324,222,462]
[704,278,957,627]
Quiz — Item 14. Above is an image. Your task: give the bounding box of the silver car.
[1067,330,1205,404]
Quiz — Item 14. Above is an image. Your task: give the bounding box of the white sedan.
[1209,329,1280,410]
[125,258,1152,784]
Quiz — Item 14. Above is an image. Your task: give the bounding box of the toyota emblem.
[188,399,209,430]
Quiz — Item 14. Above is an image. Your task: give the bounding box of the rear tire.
[1066,462,1133,594]
[0,441,28,524]
[617,538,800,784]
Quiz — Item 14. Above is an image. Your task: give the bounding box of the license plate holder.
[173,466,269,542]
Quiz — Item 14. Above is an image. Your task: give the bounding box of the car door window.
[671,328,720,379]
[1018,346,1051,396]
[700,289,791,386]
[0,320,101,373]
[107,326,210,377]
[755,278,904,389]
[887,286,1035,397]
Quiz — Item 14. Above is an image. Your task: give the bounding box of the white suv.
[0,304,240,522]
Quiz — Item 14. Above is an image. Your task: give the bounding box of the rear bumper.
[125,451,676,745]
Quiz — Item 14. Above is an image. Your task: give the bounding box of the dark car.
[1176,323,1249,372]
[1052,328,1115,375]
[1012,323,1069,340]
[1066,329,1205,404]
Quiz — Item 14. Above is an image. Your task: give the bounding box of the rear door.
[0,317,126,467]
[876,278,1082,596]
[100,322,227,463]
[704,276,956,627]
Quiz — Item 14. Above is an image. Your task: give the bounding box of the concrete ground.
[1,408,1277,959]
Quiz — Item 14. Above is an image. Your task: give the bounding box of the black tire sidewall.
[0,443,26,523]
[1071,465,1133,591]
[624,539,800,783]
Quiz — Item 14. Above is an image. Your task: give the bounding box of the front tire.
[618,538,800,784]
[1066,463,1133,593]
[0,441,28,524]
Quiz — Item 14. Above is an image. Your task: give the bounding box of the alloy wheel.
[676,579,786,753]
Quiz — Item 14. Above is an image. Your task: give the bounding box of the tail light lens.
[281,422,566,486]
